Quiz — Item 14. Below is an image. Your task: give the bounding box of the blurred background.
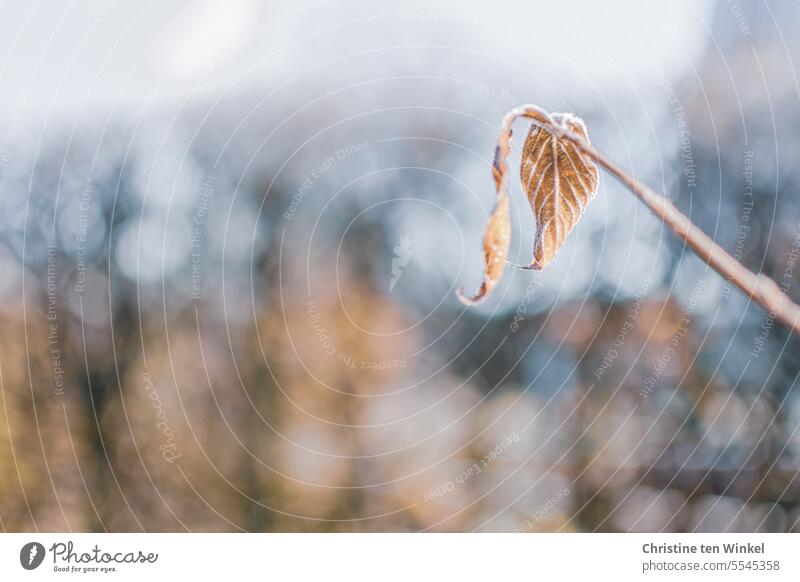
[1,0,799,532]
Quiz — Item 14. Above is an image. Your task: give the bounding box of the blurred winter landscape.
[1,0,799,532]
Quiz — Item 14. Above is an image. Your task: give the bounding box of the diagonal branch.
[495,104,800,335]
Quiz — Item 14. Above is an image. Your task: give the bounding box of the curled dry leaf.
[456,192,511,305]
[520,113,599,270]
[459,110,598,305]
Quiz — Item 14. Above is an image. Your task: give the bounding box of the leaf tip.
[456,284,488,306]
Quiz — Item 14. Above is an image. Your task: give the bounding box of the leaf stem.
[500,105,800,335]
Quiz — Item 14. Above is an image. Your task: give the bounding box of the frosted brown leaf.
[520,113,599,270]
[458,110,598,305]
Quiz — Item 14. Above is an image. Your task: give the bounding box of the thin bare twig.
[497,104,800,336]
